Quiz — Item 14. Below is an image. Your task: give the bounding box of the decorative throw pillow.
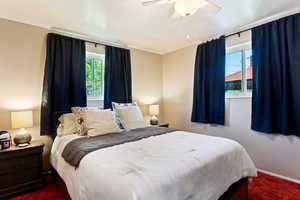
[112,102,138,129]
[115,105,147,130]
[80,110,121,137]
[71,107,90,136]
[58,113,77,136]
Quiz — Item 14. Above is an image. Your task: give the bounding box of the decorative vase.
[14,131,32,147]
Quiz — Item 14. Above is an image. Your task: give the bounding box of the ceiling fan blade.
[142,0,165,6]
[142,0,174,7]
[200,0,222,13]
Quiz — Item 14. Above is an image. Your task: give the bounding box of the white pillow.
[80,109,121,137]
[58,113,77,136]
[116,105,147,130]
[112,102,137,129]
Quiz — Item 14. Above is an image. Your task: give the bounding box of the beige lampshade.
[149,105,159,116]
[11,111,33,129]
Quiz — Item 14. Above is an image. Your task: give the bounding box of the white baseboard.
[258,169,300,184]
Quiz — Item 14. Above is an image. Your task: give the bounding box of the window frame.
[86,51,105,101]
[225,42,252,99]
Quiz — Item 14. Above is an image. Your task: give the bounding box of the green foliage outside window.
[86,54,104,98]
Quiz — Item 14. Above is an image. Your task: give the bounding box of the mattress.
[50,131,257,200]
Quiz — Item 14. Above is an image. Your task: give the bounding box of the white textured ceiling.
[0,0,300,54]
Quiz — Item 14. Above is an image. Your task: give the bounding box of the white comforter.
[50,131,257,200]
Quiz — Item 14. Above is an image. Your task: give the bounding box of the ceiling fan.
[141,0,221,17]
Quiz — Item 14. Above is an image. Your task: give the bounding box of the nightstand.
[151,123,169,128]
[0,140,44,199]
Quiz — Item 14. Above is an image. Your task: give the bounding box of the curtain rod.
[50,27,129,49]
[85,39,107,47]
[225,27,252,38]
[83,38,127,49]
[225,10,300,38]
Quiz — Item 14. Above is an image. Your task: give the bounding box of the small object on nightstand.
[0,131,11,150]
[11,111,33,147]
[0,140,44,199]
[149,105,159,125]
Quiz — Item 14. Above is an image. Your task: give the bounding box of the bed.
[50,127,257,200]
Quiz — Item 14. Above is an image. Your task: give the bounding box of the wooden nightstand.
[151,123,169,128]
[0,140,44,199]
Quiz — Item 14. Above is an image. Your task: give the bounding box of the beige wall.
[131,49,163,121]
[0,18,163,170]
[0,18,52,170]
[162,36,300,182]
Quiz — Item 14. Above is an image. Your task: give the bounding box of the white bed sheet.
[50,131,257,200]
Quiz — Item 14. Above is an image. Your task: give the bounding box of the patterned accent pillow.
[112,102,137,129]
[71,107,90,136]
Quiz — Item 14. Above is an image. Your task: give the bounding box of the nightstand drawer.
[0,167,42,188]
[0,146,42,160]
[0,154,42,172]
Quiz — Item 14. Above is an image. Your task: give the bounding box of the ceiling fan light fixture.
[174,0,209,16]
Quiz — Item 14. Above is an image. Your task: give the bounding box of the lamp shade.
[11,111,33,129]
[149,105,159,116]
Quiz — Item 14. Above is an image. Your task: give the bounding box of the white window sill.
[87,96,104,100]
[87,98,104,108]
[86,106,104,109]
[87,99,104,101]
[225,93,252,99]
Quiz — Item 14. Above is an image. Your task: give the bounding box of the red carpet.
[9,172,300,200]
[249,172,300,200]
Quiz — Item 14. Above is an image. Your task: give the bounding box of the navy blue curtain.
[191,36,225,125]
[251,13,300,136]
[40,33,86,136]
[104,46,132,109]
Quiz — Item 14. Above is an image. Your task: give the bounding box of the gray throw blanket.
[62,126,176,168]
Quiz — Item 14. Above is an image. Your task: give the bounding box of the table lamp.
[11,110,33,147]
[149,105,159,125]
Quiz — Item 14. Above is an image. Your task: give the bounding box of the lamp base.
[14,129,32,147]
[17,143,30,147]
[150,116,159,125]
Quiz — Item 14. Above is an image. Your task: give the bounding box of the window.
[86,52,105,107]
[225,48,252,97]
